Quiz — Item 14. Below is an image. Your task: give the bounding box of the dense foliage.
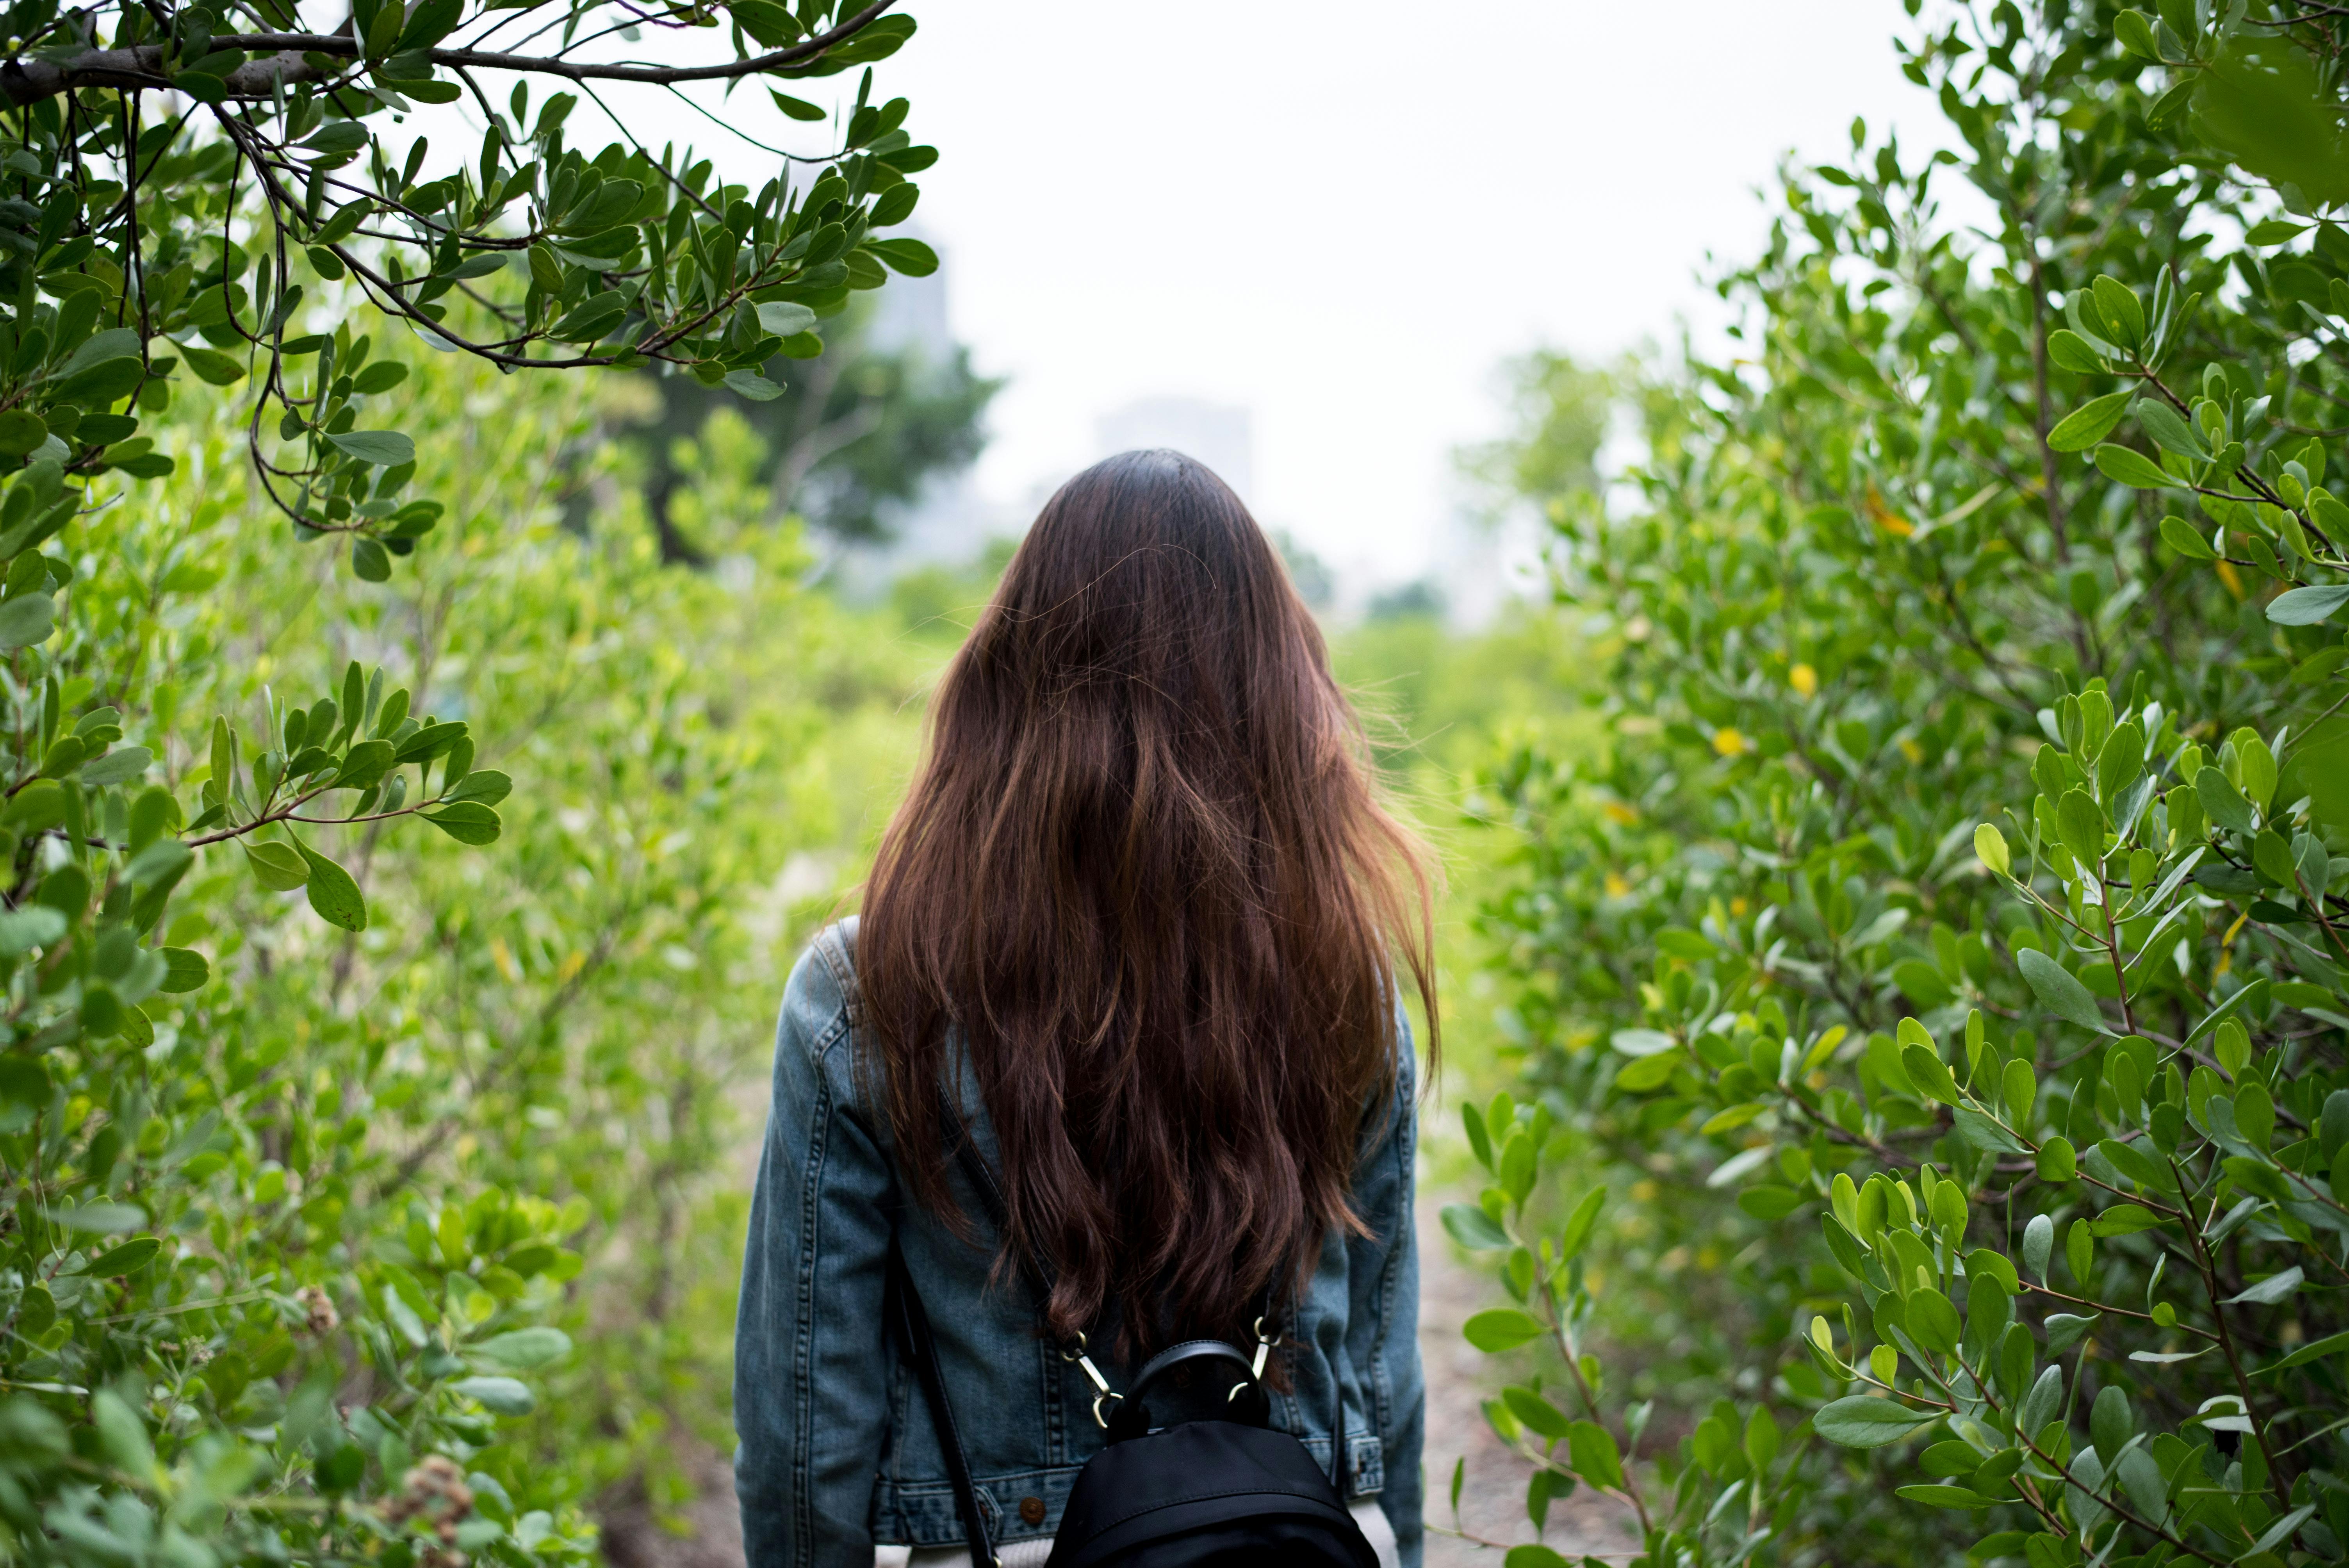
[0,0,934,548]
[624,298,999,561]
[1451,3,2349,1566]
[0,317,946,1568]
[0,0,945,1561]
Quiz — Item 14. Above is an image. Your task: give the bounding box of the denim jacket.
[733,919,1424,1568]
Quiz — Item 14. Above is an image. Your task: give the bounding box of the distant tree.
[1457,349,1613,518]
[1272,528,1336,611]
[1367,577,1445,623]
[628,298,999,562]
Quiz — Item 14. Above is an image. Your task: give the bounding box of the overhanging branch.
[0,0,893,108]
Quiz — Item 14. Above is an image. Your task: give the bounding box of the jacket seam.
[1370,1087,1409,1459]
[813,924,864,1041]
[789,1049,836,1568]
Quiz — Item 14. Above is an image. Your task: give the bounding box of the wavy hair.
[859,449,1436,1358]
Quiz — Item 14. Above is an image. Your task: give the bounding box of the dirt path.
[1413,1196,1640,1567]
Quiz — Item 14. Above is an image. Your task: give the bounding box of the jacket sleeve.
[1346,1010,1424,1568]
[735,935,897,1568]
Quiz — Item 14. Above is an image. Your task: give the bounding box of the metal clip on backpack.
[884,1242,1378,1568]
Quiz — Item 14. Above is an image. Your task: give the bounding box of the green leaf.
[2047,392,2130,452]
[2091,444,2175,488]
[1565,1421,1624,1490]
[1973,823,2010,877]
[2001,1057,2038,1125]
[2132,397,2208,461]
[176,344,246,385]
[2245,1505,2318,1561]
[2090,1385,2134,1463]
[328,430,417,466]
[243,841,312,892]
[2113,9,2158,57]
[442,770,512,807]
[2018,1365,2064,1438]
[1900,1042,1959,1104]
[2257,1328,2349,1376]
[2267,584,2349,626]
[2159,513,2215,559]
[80,745,152,786]
[2045,1312,2098,1356]
[2016,950,2110,1034]
[755,301,819,338]
[1813,1395,1938,1448]
[2037,1135,2076,1182]
[730,0,801,45]
[54,327,140,379]
[866,237,938,276]
[723,369,784,402]
[2245,218,2310,244]
[394,721,470,763]
[769,89,827,121]
[469,1327,572,1371]
[292,837,367,931]
[1613,1052,1678,1091]
[2090,276,2145,347]
[1609,1028,1675,1057]
[158,948,209,992]
[2045,329,2107,373]
[57,1202,147,1233]
[1558,1187,1606,1259]
[1441,1203,1510,1250]
[448,1376,534,1416]
[84,1237,159,1276]
[2023,1215,2055,1283]
[0,592,57,650]
[91,1390,154,1477]
[1906,1288,1961,1354]
[2223,1265,2301,1306]
[0,905,66,954]
[2195,766,2256,834]
[351,537,392,582]
[1502,1386,1572,1441]
[333,739,397,791]
[2090,1203,2164,1237]
[1463,1309,1546,1352]
[0,410,46,457]
[1895,1484,1997,1509]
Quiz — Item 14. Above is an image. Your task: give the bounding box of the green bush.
[1452,4,2349,1566]
[0,0,942,1557]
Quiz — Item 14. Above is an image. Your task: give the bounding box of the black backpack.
[882,1146,1378,1568]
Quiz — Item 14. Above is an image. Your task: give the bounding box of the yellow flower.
[1604,871,1631,898]
[1713,726,1750,757]
[1789,663,1818,698]
[1601,801,1640,825]
[1898,737,1924,764]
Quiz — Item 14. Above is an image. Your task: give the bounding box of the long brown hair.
[860,449,1436,1358]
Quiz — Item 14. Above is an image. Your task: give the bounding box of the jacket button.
[1019,1497,1046,1526]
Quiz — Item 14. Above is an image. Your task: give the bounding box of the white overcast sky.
[542,1,1961,587]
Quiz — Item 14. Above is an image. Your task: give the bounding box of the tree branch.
[0,0,894,107]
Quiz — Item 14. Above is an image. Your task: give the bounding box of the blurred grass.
[1323,605,1593,1187]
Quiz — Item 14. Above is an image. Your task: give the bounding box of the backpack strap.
[886,1235,999,1568]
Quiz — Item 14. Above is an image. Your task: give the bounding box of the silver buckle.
[1060,1331,1123,1428]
